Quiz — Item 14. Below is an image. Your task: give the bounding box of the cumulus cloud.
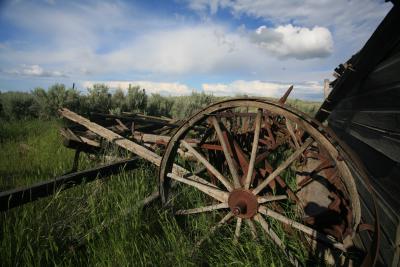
[249,24,333,59]
[82,81,192,96]
[185,0,391,60]
[4,64,68,77]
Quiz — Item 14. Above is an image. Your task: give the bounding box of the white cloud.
[186,0,391,55]
[81,79,323,100]
[3,64,67,77]
[250,24,333,59]
[0,0,391,93]
[0,1,340,81]
[82,80,192,96]
[202,80,323,99]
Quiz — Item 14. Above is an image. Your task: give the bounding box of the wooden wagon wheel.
[159,99,361,265]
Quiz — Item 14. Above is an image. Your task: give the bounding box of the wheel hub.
[228,189,258,218]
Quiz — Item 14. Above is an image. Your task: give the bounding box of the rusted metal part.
[228,189,258,218]
[279,85,294,104]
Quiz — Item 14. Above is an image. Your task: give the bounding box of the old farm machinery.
[2,2,400,266]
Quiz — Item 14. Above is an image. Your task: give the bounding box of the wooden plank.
[331,125,400,211]
[347,122,400,163]
[335,85,400,112]
[0,158,139,211]
[59,108,211,189]
[330,110,400,133]
[60,108,162,166]
[345,143,400,266]
[363,49,400,92]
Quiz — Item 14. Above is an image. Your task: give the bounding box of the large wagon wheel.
[159,99,361,265]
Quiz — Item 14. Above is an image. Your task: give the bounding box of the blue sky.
[0,0,392,100]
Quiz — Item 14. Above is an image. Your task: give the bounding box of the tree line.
[0,83,218,120]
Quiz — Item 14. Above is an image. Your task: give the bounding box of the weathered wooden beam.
[0,158,139,211]
[60,108,162,166]
[60,128,101,154]
[59,108,210,184]
[132,132,171,145]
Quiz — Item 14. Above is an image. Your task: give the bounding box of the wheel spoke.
[167,172,229,202]
[196,212,234,247]
[173,164,219,189]
[245,219,258,240]
[254,214,284,248]
[258,206,346,252]
[286,118,300,149]
[257,195,287,204]
[253,138,313,195]
[181,140,234,191]
[244,109,263,189]
[175,202,229,215]
[254,214,300,266]
[210,116,241,188]
[234,217,242,242]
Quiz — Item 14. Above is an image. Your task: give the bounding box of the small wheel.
[159,99,361,265]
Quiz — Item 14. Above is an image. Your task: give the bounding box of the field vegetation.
[0,84,322,266]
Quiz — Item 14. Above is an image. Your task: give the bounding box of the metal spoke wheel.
[159,99,361,266]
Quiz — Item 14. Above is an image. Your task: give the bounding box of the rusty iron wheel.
[159,98,361,265]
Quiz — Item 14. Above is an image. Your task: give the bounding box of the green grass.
[0,117,322,266]
[0,120,295,266]
[0,119,77,190]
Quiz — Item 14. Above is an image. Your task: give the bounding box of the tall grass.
[0,120,310,266]
[0,120,76,190]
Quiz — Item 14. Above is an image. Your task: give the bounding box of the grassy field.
[0,119,311,267]
[0,98,324,266]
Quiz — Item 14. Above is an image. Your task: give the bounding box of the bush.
[171,92,217,119]
[111,88,127,111]
[86,84,112,113]
[146,93,174,117]
[126,85,147,113]
[0,92,37,120]
[31,84,82,119]
[0,83,321,121]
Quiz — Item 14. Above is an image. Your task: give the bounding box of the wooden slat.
[347,122,400,163]
[330,110,400,133]
[363,49,400,91]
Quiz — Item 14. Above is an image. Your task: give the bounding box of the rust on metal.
[228,189,258,218]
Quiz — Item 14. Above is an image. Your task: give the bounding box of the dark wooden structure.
[315,2,400,266]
